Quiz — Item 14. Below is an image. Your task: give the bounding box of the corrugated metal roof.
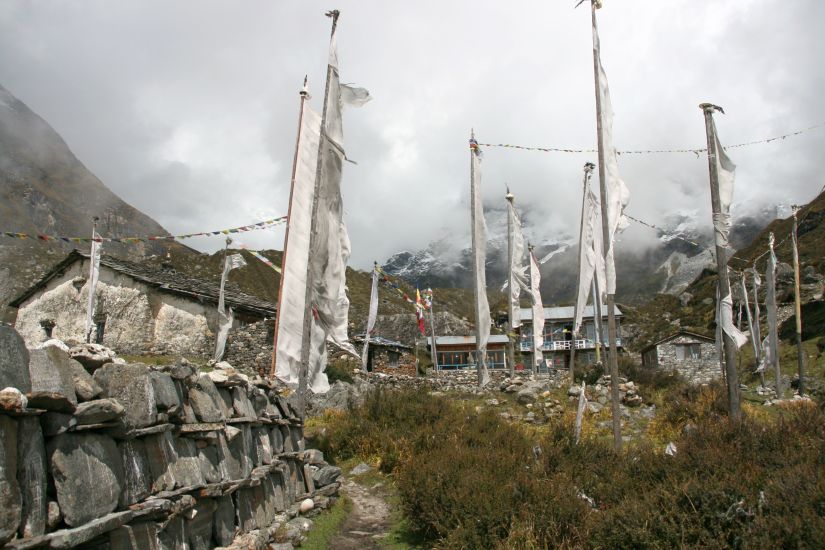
[518,304,622,321]
[426,335,510,346]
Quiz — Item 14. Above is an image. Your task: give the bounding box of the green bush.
[325,357,355,384]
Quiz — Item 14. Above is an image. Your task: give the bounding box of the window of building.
[675,343,701,361]
[40,319,55,339]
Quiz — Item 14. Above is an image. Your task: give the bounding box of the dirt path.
[328,474,393,549]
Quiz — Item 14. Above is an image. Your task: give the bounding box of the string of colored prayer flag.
[1,216,287,244]
[478,121,825,156]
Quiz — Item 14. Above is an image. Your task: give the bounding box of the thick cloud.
[1,0,823,267]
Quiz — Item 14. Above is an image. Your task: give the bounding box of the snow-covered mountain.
[382,204,775,304]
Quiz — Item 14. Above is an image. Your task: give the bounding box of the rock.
[66,358,102,402]
[150,371,181,418]
[68,343,117,373]
[93,363,157,429]
[48,510,135,548]
[623,394,644,408]
[36,339,70,352]
[0,415,21,545]
[350,462,371,476]
[516,388,538,404]
[188,375,227,423]
[568,385,582,397]
[679,292,693,306]
[312,466,341,488]
[288,516,313,533]
[587,402,604,414]
[118,439,152,506]
[0,387,27,411]
[47,432,124,527]
[17,416,47,538]
[109,521,161,549]
[74,398,126,425]
[27,347,78,412]
[299,498,314,513]
[701,297,714,306]
[213,495,235,547]
[0,326,31,393]
[232,386,257,418]
[47,501,62,531]
[208,370,228,384]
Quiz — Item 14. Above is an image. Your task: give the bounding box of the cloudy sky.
[1,0,823,268]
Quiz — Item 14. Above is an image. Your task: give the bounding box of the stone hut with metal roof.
[640,330,720,384]
[9,250,276,357]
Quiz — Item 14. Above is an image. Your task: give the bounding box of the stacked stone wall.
[223,320,274,376]
[0,325,338,550]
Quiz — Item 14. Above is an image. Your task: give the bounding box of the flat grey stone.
[47,433,124,527]
[74,398,125,425]
[17,416,47,538]
[67,343,116,373]
[143,431,178,492]
[0,415,21,545]
[93,363,157,429]
[150,371,181,417]
[118,438,152,507]
[232,386,257,419]
[185,497,216,550]
[157,516,185,550]
[48,510,134,549]
[27,347,78,412]
[188,374,226,423]
[213,494,235,546]
[172,437,206,488]
[313,465,342,488]
[109,521,160,549]
[0,326,31,393]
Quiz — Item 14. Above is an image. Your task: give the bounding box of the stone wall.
[223,320,274,376]
[0,325,339,549]
[655,335,720,384]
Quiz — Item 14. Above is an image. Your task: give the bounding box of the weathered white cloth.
[574,173,606,333]
[741,273,760,361]
[214,253,247,361]
[275,103,325,390]
[470,143,491,387]
[719,289,749,349]
[765,235,781,391]
[710,117,737,250]
[507,197,528,329]
[592,17,630,295]
[84,233,102,343]
[361,268,379,371]
[529,250,545,367]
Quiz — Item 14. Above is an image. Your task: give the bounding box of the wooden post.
[85,216,100,344]
[592,277,603,364]
[791,206,806,396]
[270,77,310,378]
[589,0,622,450]
[428,298,439,375]
[529,244,539,379]
[505,188,518,379]
[700,102,741,422]
[570,164,590,383]
[469,130,487,387]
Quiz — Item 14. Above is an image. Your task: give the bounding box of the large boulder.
[0,326,31,393]
[47,433,124,527]
[93,363,157,430]
[0,415,21,545]
[27,347,78,412]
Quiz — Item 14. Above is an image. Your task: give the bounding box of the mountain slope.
[0,83,191,320]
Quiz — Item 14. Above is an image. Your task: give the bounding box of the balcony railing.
[519,338,621,352]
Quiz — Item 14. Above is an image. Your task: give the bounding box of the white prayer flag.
[711,117,737,250]
[592,17,630,295]
[361,267,379,371]
[470,138,491,387]
[84,233,102,343]
[506,196,528,329]
[719,289,749,349]
[765,234,781,391]
[529,250,545,367]
[574,172,607,334]
[214,253,247,361]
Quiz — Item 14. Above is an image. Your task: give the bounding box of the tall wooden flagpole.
[269,77,310,378]
[589,0,622,451]
[297,10,340,417]
[428,295,439,374]
[791,206,806,396]
[469,129,486,387]
[700,102,741,421]
[570,163,592,382]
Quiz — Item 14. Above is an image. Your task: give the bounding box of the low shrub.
[325,357,355,384]
[319,386,825,549]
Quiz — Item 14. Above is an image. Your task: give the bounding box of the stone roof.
[639,330,715,354]
[9,249,277,318]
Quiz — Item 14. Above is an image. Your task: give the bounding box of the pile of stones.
[0,326,339,550]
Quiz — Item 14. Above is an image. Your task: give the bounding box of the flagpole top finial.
[505,184,514,202]
[584,162,595,172]
[699,103,725,115]
[225,237,233,246]
[300,76,309,97]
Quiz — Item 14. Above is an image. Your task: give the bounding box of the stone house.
[426,335,510,370]
[640,330,720,383]
[9,250,276,357]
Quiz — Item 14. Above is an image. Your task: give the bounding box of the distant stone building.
[640,330,720,383]
[10,250,275,357]
[426,335,510,370]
